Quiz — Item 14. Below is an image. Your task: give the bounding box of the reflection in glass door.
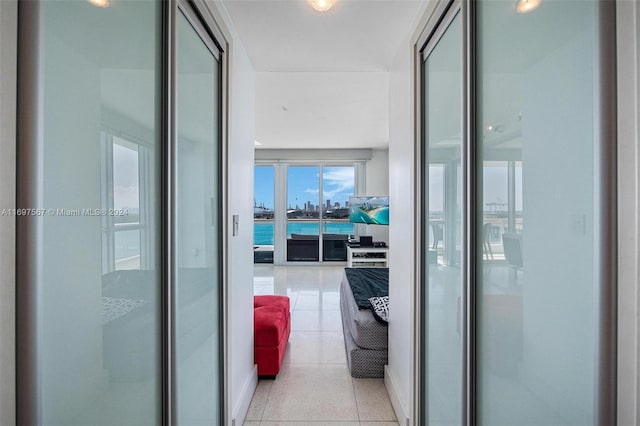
[421,8,463,425]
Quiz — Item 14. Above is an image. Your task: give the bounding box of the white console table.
[347,246,389,268]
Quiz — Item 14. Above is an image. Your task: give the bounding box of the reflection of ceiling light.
[516,0,541,14]
[310,0,334,12]
[485,124,505,133]
[254,140,262,146]
[87,0,110,8]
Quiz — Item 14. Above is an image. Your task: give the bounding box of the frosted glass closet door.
[33,1,162,424]
[422,9,463,426]
[476,1,599,424]
[175,9,221,424]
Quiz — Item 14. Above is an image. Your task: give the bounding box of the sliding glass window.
[284,164,355,263]
[322,166,355,261]
[255,163,357,264]
[286,166,321,261]
[254,165,275,263]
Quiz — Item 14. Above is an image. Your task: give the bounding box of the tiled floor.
[246,265,398,426]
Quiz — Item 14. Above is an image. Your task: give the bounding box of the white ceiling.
[222,0,426,149]
[222,0,425,72]
[256,72,389,148]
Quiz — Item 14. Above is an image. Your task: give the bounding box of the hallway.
[245,265,398,425]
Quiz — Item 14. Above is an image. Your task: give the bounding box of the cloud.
[322,167,355,200]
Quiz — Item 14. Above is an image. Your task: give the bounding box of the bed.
[339,267,389,378]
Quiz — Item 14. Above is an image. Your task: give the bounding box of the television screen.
[349,196,389,225]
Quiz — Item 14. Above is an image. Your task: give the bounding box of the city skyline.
[254,165,355,211]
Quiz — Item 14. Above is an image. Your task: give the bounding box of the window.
[254,162,358,263]
[102,133,151,272]
[254,165,275,246]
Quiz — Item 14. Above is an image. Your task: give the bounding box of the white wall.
[387,31,416,426]
[204,2,257,425]
[225,29,257,426]
[617,1,640,424]
[365,149,390,243]
[0,1,16,425]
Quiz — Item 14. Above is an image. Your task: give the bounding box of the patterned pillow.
[369,296,389,325]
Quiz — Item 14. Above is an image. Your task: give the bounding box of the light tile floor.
[246,265,399,426]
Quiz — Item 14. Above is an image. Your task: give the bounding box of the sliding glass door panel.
[286,166,320,261]
[254,165,276,246]
[321,166,354,261]
[422,10,463,426]
[284,164,355,262]
[476,1,598,424]
[34,1,162,424]
[175,9,221,424]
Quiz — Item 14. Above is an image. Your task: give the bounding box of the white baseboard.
[231,365,258,426]
[384,365,410,426]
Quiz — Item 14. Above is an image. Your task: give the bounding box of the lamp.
[516,0,541,13]
[310,0,334,12]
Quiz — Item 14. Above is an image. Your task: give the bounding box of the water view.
[254,222,354,245]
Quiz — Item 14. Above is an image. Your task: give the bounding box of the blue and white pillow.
[369,296,389,324]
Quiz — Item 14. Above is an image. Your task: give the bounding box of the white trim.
[274,163,287,264]
[231,365,258,426]
[385,365,410,426]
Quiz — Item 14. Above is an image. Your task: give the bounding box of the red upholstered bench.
[254,295,291,377]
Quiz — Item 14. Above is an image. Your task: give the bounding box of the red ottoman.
[254,295,291,377]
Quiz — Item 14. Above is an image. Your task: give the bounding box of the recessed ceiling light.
[310,0,334,12]
[282,106,289,111]
[516,0,541,14]
[87,0,110,8]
